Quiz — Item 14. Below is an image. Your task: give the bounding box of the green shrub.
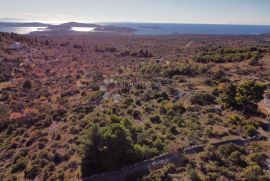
[132,110,141,119]
[11,157,27,173]
[142,163,176,181]
[220,83,237,107]
[245,124,257,137]
[248,153,267,167]
[190,92,216,106]
[153,138,165,151]
[218,144,244,157]
[81,124,134,176]
[172,116,185,127]
[150,115,161,124]
[133,144,158,160]
[249,51,260,66]
[235,80,266,111]
[163,64,200,78]
[194,47,258,64]
[228,114,243,125]
[188,168,201,181]
[81,121,158,177]
[242,165,264,181]
[221,80,266,112]
[110,114,123,123]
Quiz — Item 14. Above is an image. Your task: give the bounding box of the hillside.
[0,32,269,180]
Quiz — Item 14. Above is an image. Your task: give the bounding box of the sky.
[0,0,270,25]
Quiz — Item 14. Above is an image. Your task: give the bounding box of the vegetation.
[22,79,32,89]
[142,164,176,181]
[80,119,159,176]
[190,92,216,106]
[194,47,263,64]
[0,32,269,180]
[221,80,266,112]
[265,90,270,99]
[116,49,153,58]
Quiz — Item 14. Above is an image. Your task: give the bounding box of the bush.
[80,121,156,177]
[188,168,201,181]
[163,64,200,78]
[235,80,266,111]
[153,138,165,151]
[265,90,270,99]
[24,164,40,179]
[133,144,158,160]
[110,114,123,123]
[228,114,243,125]
[218,144,244,157]
[245,124,257,137]
[172,116,185,127]
[142,163,176,181]
[150,115,161,124]
[249,51,260,66]
[190,92,216,106]
[11,157,27,173]
[221,81,266,112]
[220,83,237,107]
[242,165,264,181]
[22,79,32,89]
[132,110,141,119]
[194,47,258,64]
[248,153,267,167]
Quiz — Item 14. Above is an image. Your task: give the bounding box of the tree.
[221,81,266,112]
[235,80,266,112]
[220,83,237,107]
[81,122,144,177]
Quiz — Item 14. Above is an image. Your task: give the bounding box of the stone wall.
[83,136,267,181]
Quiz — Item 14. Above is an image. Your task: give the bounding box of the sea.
[107,23,270,35]
[0,27,48,34]
[1,23,270,35]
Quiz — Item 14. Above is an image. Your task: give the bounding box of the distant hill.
[48,22,101,30]
[0,22,50,27]
[0,21,135,34]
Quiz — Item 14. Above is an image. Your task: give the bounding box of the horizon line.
[0,19,270,26]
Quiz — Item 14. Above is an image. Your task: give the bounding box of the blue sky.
[0,0,270,25]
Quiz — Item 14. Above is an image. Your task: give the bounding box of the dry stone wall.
[83,136,267,181]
